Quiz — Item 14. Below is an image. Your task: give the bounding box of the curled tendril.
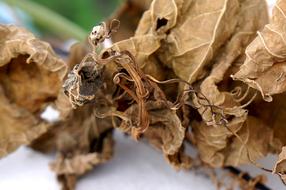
[63,19,260,145]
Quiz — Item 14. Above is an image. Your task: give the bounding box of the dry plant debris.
[0,24,66,157]
[3,0,286,190]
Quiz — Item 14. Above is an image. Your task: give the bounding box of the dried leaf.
[193,116,275,167]
[0,25,66,157]
[49,104,114,190]
[193,0,268,128]
[165,145,192,170]
[119,100,191,169]
[273,146,286,184]
[110,0,267,86]
[27,41,115,189]
[247,94,285,149]
[233,0,286,102]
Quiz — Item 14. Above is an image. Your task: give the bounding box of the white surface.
[40,106,60,123]
[0,131,284,190]
[0,132,215,190]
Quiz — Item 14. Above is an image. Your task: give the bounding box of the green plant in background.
[3,0,121,40]
[30,0,120,30]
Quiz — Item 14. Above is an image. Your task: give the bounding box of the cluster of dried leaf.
[3,0,286,189]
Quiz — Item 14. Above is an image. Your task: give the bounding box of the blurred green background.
[31,0,120,30]
[2,0,122,40]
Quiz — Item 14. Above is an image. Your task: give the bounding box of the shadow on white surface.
[0,130,284,190]
[0,132,215,190]
[77,132,214,190]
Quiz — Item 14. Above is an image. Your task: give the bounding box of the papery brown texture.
[273,146,286,184]
[101,0,269,168]
[119,100,191,169]
[233,0,286,102]
[29,40,115,190]
[193,116,275,167]
[33,95,114,190]
[0,25,66,157]
[248,94,286,148]
[109,0,267,84]
[190,0,271,167]
[195,0,268,124]
[49,104,114,190]
[31,41,91,153]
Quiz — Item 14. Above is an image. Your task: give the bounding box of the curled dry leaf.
[0,25,66,157]
[233,0,286,102]
[195,0,268,125]
[33,100,114,190]
[63,18,193,169]
[108,0,270,168]
[49,104,114,190]
[119,100,191,169]
[189,0,271,167]
[248,93,285,148]
[60,1,285,188]
[273,146,286,184]
[193,116,275,167]
[28,39,115,190]
[110,0,267,86]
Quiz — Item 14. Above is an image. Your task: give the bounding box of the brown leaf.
[119,100,191,169]
[273,146,286,184]
[247,93,285,149]
[193,116,275,167]
[110,0,267,86]
[185,0,270,169]
[48,104,114,190]
[0,25,66,157]
[193,0,268,127]
[32,71,115,190]
[165,145,192,170]
[233,0,286,102]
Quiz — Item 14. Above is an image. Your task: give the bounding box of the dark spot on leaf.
[156,18,168,30]
[102,51,111,59]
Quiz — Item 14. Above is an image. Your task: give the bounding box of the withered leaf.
[193,116,275,167]
[0,25,66,157]
[193,0,268,126]
[273,146,286,184]
[59,1,280,186]
[119,100,191,169]
[248,93,286,148]
[233,0,286,102]
[109,0,268,86]
[29,42,115,190]
[48,104,114,190]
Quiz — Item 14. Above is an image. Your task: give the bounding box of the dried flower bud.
[89,23,107,46]
[63,61,104,108]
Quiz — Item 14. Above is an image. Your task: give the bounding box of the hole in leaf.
[156,18,168,30]
[102,51,111,59]
[40,105,60,123]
